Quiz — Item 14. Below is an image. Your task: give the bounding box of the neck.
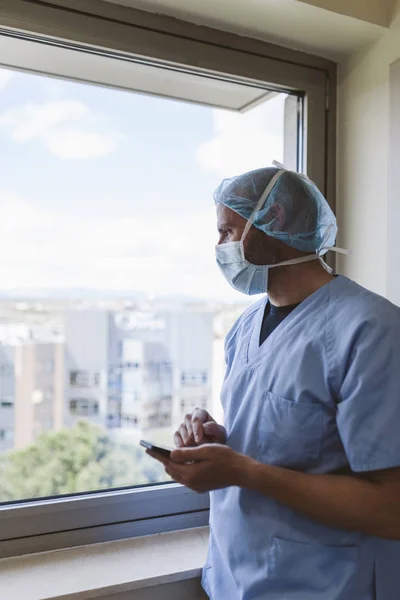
[267,261,334,307]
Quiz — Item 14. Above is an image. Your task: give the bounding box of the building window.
[0,428,14,442]
[124,362,140,370]
[69,370,100,387]
[181,370,209,386]
[69,398,100,416]
[70,370,88,387]
[0,398,13,408]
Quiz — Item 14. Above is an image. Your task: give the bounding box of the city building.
[120,338,173,431]
[14,342,64,450]
[64,310,124,430]
[0,303,232,454]
[114,308,215,433]
[162,310,214,425]
[0,345,16,453]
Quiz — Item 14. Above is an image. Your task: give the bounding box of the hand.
[147,444,250,493]
[174,408,227,447]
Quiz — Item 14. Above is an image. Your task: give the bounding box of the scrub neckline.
[246,274,344,366]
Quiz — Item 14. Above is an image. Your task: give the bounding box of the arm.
[148,445,400,540]
[250,307,400,538]
[242,457,400,540]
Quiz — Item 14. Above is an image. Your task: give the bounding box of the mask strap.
[267,247,349,272]
[319,246,349,256]
[319,258,333,273]
[273,160,311,183]
[269,254,320,269]
[241,169,286,243]
[272,160,286,169]
[318,246,349,273]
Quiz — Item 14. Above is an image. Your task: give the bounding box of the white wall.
[299,0,395,27]
[337,0,400,299]
[387,59,400,304]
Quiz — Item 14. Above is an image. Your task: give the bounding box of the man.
[147,166,400,599]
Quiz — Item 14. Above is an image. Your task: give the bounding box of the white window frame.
[0,0,336,558]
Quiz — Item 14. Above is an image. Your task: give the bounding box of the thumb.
[203,422,226,443]
[203,421,220,435]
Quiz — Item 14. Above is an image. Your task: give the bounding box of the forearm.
[238,458,400,539]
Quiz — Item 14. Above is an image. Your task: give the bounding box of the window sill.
[0,526,209,600]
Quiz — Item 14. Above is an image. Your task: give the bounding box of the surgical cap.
[214,167,337,254]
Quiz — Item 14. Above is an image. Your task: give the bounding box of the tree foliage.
[0,421,165,502]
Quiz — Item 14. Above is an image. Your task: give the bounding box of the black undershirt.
[259,301,300,347]
[259,276,339,346]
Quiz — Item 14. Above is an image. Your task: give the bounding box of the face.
[216,203,288,266]
[216,203,247,245]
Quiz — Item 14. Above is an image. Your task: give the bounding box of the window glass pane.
[0,61,300,502]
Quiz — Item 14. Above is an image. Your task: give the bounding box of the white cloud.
[196,95,286,177]
[46,129,116,159]
[0,68,13,92]
[0,100,118,159]
[0,193,236,300]
[0,195,52,230]
[1,101,87,142]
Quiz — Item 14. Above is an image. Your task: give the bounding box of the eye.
[219,229,230,241]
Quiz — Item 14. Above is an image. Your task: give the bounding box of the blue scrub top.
[202,276,400,600]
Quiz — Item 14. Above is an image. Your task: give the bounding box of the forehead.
[216,203,247,227]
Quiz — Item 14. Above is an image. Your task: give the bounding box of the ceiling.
[103,0,389,60]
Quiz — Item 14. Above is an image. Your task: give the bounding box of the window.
[181,370,209,386]
[0,428,14,442]
[69,370,100,387]
[0,399,13,409]
[69,398,100,416]
[124,362,140,370]
[0,0,334,558]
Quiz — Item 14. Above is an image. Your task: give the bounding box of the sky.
[0,63,285,302]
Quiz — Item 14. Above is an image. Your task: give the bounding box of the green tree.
[0,421,165,503]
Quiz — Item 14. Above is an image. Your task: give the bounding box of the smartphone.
[140,439,172,459]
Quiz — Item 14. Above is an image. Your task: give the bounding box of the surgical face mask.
[215,238,321,296]
[215,169,347,295]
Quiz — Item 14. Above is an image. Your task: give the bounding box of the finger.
[192,408,210,423]
[179,423,192,447]
[174,431,184,448]
[171,445,212,464]
[168,463,205,491]
[192,409,209,444]
[203,422,226,444]
[184,414,195,443]
[165,464,186,484]
[165,466,177,481]
[146,449,170,466]
[165,465,173,477]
